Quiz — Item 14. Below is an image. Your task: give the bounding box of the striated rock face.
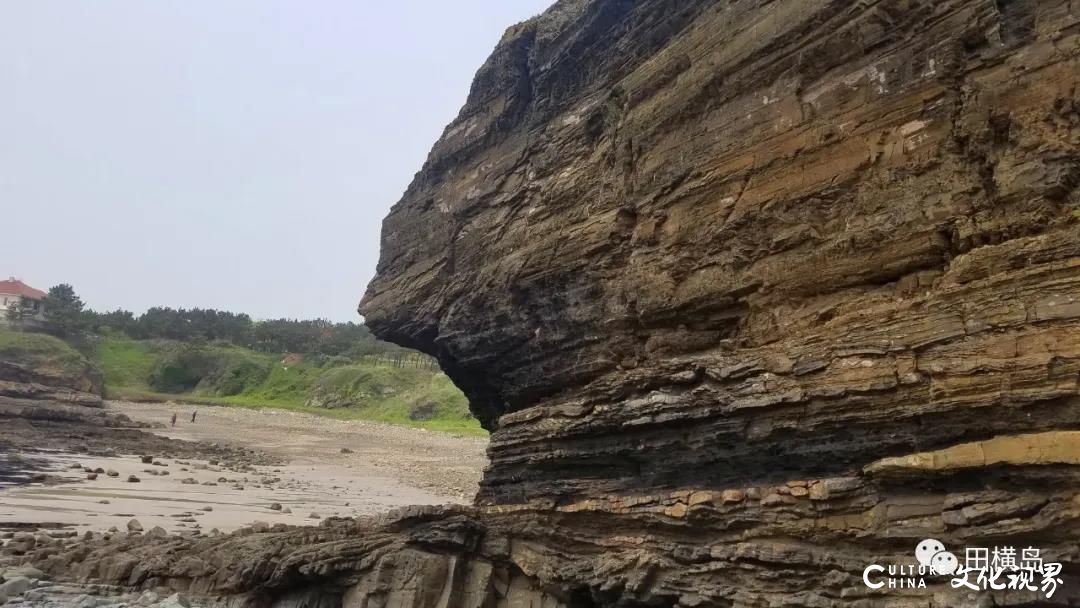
[30,1,1080,607]
[363,0,1080,437]
[360,0,1080,605]
[0,334,103,406]
[0,371,103,406]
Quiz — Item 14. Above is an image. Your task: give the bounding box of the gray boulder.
[3,565,45,580]
[155,592,190,608]
[0,576,32,597]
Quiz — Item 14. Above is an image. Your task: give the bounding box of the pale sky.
[0,1,551,321]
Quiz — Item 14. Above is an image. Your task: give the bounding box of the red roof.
[0,279,46,300]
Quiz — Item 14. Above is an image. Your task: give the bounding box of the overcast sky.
[0,1,550,321]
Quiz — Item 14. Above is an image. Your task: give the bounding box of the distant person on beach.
[191,410,197,423]
[171,413,177,427]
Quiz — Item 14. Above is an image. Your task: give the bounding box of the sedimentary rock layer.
[359,0,1080,604]
[0,359,103,406]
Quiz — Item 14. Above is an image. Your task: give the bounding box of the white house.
[0,278,47,326]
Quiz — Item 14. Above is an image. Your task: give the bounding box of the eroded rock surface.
[0,346,103,407]
[24,0,1080,606]
[360,0,1080,604]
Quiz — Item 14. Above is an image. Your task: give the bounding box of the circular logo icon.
[915,539,946,567]
[932,551,959,575]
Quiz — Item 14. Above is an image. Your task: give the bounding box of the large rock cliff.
[28,1,1080,607]
[360,0,1080,604]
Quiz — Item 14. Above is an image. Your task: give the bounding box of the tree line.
[9,283,412,358]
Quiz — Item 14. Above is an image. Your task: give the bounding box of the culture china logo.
[862,539,1063,599]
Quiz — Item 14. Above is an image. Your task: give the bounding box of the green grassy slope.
[94,335,155,390]
[0,328,89,375]
[92,335,482,435]
[0,328,104,394]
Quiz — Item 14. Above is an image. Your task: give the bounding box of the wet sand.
[0,401,488,535]
[109,401,488,499]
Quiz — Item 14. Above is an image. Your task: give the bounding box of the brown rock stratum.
[30,0,1080,606]
[0,356,103,407]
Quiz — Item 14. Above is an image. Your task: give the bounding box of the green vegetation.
[93,334,155,389]
[147,343,273,395]
[85,304,416,360]
[16,283,479,435]
[308,364,470,425]
[43,283,87,338]
[0,326,103,395]
[92,335,482,435]
[0,327,91,377]
[0,326,102,393]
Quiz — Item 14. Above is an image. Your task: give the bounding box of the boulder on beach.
[0,577,31,597]
[3,565,45,580]
[158,592,191,608]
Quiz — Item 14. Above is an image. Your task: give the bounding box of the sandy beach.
[0,401,488,536]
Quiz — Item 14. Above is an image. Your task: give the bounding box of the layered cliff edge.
[359,0,1080,603]
[0,330,103,406]
[25,1,1080,607]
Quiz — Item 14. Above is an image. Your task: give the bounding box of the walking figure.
[191,410,197,423]
[171,413,177,427]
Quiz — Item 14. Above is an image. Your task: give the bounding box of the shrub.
[200,356,270,396]
[149,346,212,392]
[148,345,272,395]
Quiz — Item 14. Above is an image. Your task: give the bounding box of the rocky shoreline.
[5,0,1080,606]
[0,399,485,607]
[0,563,208,608]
